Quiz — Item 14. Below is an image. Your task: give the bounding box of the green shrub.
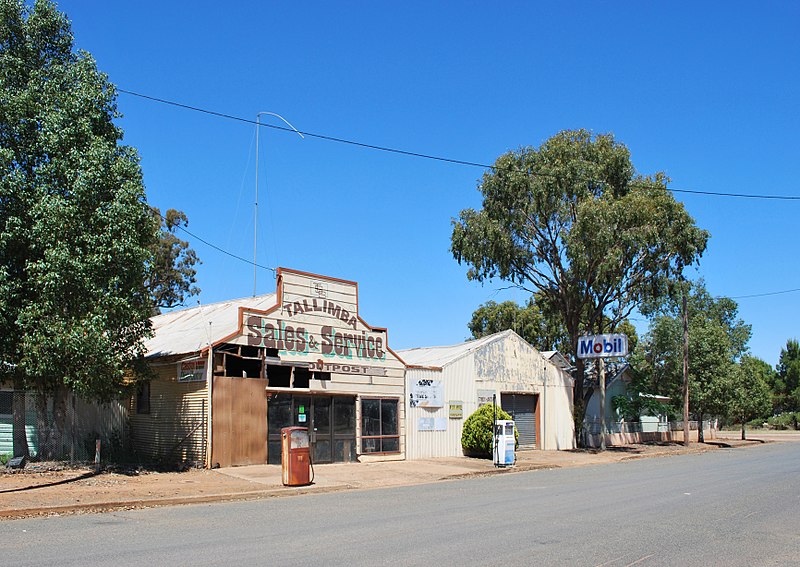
[767,412,800,430]
[0,453,9,466]
[461,403,517,458]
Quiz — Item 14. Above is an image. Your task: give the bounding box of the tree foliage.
[770,339,800,413]
[729,355,772,439]
[0,0,156,410]
[451,129,708,436]
[633,281,752,434]
[147,207,200,310]
[468,295,569,353]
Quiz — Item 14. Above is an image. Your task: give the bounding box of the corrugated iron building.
[399,330,575,459]
[135,267,406,468]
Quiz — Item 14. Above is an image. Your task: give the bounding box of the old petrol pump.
[281,426,313,486]
[493,419,516,468]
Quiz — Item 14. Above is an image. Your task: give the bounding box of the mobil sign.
[577,334,629,359]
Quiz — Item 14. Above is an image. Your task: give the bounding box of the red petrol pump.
[281,426,312,486]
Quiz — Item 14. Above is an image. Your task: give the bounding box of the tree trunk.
[741,418,746,441]
[682,291,690,447]
[35,392,53,460]
[697,411,705,443]
[12,390,30,458]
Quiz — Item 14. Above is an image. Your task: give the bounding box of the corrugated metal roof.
[398,329,519,368]
[146,294,277,358]
[542,350,572,370]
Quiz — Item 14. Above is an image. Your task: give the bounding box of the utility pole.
[253,112,304,296]
[598,357,606,451]
[682,289,690,447]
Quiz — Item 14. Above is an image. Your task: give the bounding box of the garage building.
[399,330,575,459]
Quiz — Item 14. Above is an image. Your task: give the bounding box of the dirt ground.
[0,439,766,520]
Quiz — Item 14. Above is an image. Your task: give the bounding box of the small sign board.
[418,417,447,431]
[477,389,495,407]
[178,359,206,382]
[577,334,628,359]
[448,401,463,419]
[409,379,444,408]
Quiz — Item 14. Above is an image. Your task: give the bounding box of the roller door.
[501,393,537,449]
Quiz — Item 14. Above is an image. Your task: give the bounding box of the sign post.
[577,334,628,451]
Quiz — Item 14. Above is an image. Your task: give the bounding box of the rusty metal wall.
[129,364,208,466]
[211,376,267,468]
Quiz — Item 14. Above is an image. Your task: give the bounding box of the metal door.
[212,376,267,467]
[311,396,332,463]
[501,393,538,449]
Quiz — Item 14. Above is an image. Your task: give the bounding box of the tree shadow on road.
[0,471,97,494]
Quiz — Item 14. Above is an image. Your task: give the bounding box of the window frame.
[136,381,151,415]
[360,397,400,455]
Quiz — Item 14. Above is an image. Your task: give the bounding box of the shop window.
[361,398,400,454]
[136,382,150,414]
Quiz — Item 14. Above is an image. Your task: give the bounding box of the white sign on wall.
[409,379,444,408]
[577,334,628,359]
[418,417,447,431]
[477,389,495,407]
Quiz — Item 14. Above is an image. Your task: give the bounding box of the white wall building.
[399,330,575,459]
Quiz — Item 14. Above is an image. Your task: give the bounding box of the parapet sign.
[577,334,628,359]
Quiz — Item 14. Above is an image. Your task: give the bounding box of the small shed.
[399,330,575,459]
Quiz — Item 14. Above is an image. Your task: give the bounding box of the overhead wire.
[131,89,798,298]
[154,210,276,273]
[117,87,800,202]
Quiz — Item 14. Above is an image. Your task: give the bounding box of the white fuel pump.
[493,419,516,467]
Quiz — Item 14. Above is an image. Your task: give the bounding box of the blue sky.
[56,1,798,365]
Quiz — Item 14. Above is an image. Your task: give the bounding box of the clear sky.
[54,1,798,366]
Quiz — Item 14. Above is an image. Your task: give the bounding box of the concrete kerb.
[0,440,770,520]
[0,484,356,521]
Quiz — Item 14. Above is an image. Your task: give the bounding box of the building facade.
[399,330,575,459]
[135,268,406,468]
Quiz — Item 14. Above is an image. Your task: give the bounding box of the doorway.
[267,394,356,464]
[501,393,539,449]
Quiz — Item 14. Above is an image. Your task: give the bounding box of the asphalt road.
[2,442,799,566]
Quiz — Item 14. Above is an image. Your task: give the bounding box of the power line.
[157,205,799,301]
[726,287,800,300]
[133,91,798,299]
[670,188,800,201]
[117,88,800,202]
[155,210,276,273]
[117,88,488,169]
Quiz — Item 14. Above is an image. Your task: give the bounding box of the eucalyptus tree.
[0,0,160,456]
[771,339,800,413]
[148,208,200,312]
[729,356,772,440]
[451,129,708,435]
[468,295,570,353]
[636,282,752,440]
